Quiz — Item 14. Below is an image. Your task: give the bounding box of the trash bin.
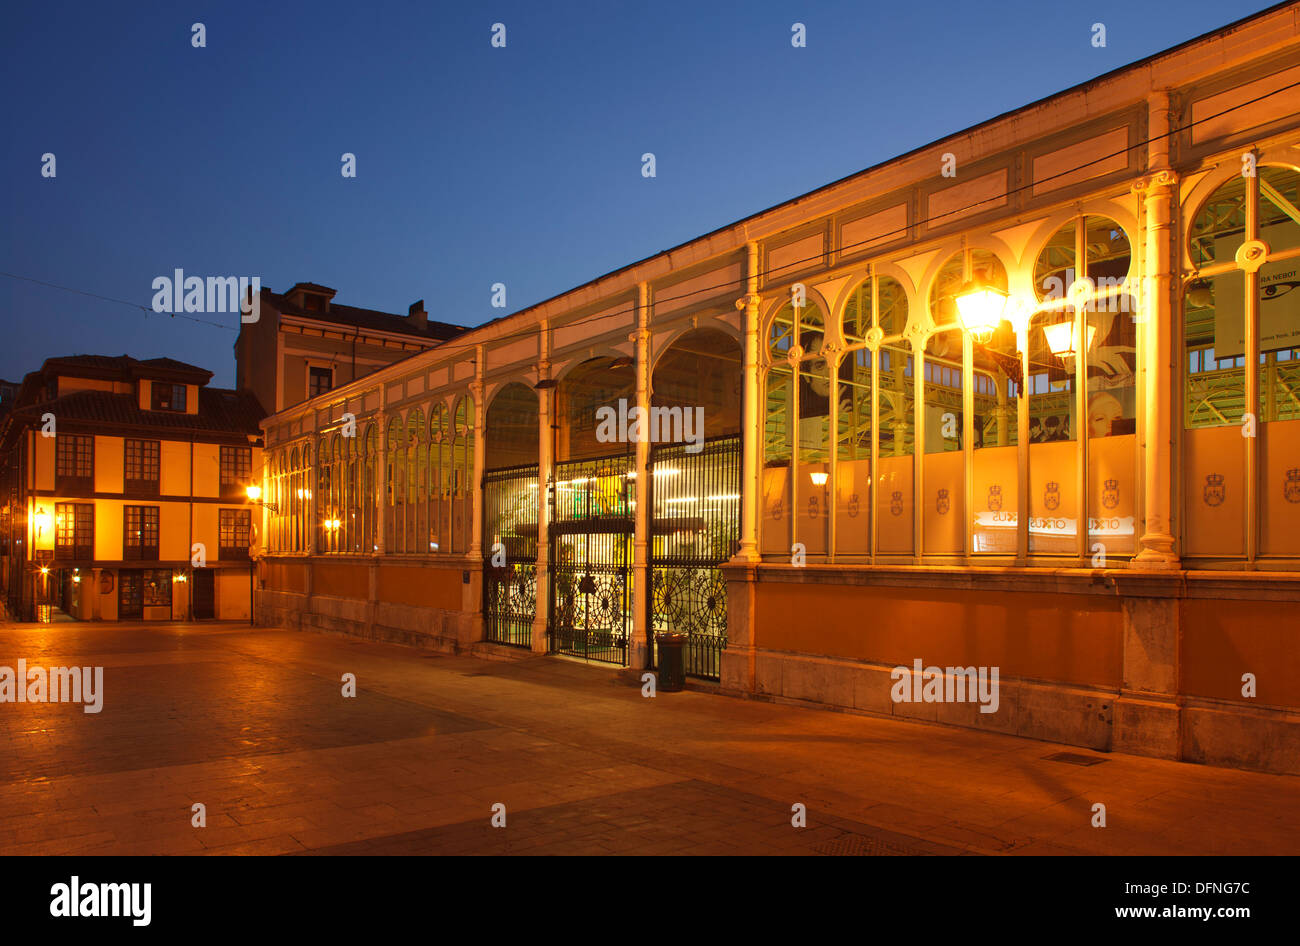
[656,632,687,692]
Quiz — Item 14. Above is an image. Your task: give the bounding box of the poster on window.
[1215,225,1300,357]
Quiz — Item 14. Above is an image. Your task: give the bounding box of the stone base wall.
[254,556,481,654]
[721,562,1300,776]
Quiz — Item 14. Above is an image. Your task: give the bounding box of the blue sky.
[0,0,1280,388]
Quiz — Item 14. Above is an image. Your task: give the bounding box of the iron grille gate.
[649,434,741,681]
[483,464,539,648]
[549,452,634,665]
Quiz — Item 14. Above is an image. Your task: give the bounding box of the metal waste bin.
[656,632,687,692]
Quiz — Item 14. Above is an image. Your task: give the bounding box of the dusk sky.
[0,0,1275,390]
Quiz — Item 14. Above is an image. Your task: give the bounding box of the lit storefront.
[255,6,1300,774]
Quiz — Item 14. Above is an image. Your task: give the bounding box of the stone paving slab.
[1,621,1297,856]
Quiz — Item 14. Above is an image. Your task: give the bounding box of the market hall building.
[253,5,1300,775]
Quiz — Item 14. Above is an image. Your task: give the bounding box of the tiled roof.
[268,291,466,343]
[36,354,212,382]
[7,387,265,437]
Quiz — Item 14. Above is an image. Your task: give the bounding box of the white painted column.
[376,386,387,555]
[1133,91,1179,569]
[469,345,485,559]
[736,241,762,563]
[630,282,652,671]
[532,322,553,653]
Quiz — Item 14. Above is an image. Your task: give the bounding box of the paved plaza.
[0,621,1296,856]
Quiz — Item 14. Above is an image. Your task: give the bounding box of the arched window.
[429,404,449,553]
[362,424,377,553]
[762,297,829,556]
[386,417,405,554]
[407,408,426,555]
[452,396,474,553]
[1184,166,1300,559]
[836,275,910,556]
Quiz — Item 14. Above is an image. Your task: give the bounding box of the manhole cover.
[1042,751,1108,766]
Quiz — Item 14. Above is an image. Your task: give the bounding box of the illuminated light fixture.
[809,471,829,487]
[72,575,81,584]
[245,484,262,501]
[955,281,1008,344]
[174,572,187,583]
[39,566,49,576]
[1042,320,1097,360]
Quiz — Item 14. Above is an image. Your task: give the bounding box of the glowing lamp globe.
[955,284,1008,344]
[1043,321,1097,359]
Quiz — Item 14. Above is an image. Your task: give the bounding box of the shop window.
[142,569,172,608]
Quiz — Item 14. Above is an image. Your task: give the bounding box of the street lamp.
[245,484,278,513]
[1042,319,1097,361]
[955,281,1008,344]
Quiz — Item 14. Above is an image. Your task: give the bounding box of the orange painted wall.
[377,564,462,611]
[1180,599,1300,708]
[263,562,307,594]
[754,581,1122,688]
[312,563,369,600]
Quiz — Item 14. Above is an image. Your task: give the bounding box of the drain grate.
[813,832,932,856]
[1042,751,1109,766]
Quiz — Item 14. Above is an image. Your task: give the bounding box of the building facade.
[254,6,1300,774]
[235,281,466,415]
[0,356,265,622]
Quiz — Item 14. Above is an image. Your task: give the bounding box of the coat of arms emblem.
[1044,481,1061,511]
[847,493,860,518]
[1285,469,1300,504]
[936,489,950,515]
[987,485,1002,511]
[1204,473,1225,507]
[890,490,903,516]
[807,495,819,518]
[1102,478,1120,510]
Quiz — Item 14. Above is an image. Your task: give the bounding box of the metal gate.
[482,464,539,647]
[649,434,741,681]
[549,452,634,665]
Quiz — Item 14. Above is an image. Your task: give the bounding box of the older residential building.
[254,6,1300,774]
[235,281,466,415]
[0,355,264,622]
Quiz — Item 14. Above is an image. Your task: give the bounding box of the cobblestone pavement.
[1,622,1296,856]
